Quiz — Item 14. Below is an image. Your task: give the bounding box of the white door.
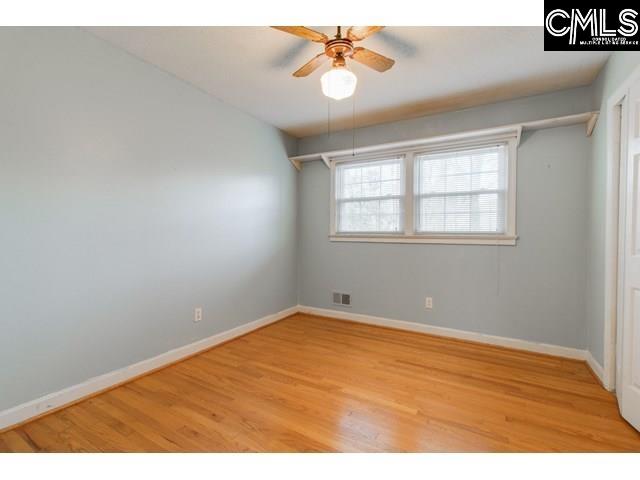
[620,78,640,430]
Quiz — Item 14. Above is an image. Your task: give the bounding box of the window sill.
[329,234,518,246]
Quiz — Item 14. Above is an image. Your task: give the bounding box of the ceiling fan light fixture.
[320,66,357,101]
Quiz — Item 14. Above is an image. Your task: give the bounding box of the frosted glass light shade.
[320,67,357,100]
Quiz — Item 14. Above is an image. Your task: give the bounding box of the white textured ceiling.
[86,27,610,138]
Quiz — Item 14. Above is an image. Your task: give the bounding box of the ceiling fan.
[272,26,395,100]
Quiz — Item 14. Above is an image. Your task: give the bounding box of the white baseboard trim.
[0,305,298,432]
[298,305,588,361]
[585,350,606,388]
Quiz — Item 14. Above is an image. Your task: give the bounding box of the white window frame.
[329,132,518,245]
[333,154,406,235]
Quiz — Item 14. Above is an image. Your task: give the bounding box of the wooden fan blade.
[293,53,328,77]
[351,47,395,72]
[271,26,329,43]
[346,26,385,41]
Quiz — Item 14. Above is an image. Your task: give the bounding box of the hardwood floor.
[2,313,640,452]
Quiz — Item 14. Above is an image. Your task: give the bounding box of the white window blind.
[415,144,507,234]
[336,157,404,233]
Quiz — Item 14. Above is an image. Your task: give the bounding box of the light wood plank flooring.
[2,313,640,452]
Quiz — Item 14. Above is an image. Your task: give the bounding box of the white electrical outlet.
[425,297,433,310]
[194,307,203,323]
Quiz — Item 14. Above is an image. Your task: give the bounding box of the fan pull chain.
[352,91,356,156]
[327,96,331,138]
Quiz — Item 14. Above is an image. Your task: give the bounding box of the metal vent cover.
[332,292,351,307]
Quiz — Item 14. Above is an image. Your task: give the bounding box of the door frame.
[604,62,640,391]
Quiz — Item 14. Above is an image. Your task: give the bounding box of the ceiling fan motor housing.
[325,38,354,60]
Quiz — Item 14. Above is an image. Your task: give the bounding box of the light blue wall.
[586,53,640,365]
[0,28,298,411]
[298,94,592,349]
